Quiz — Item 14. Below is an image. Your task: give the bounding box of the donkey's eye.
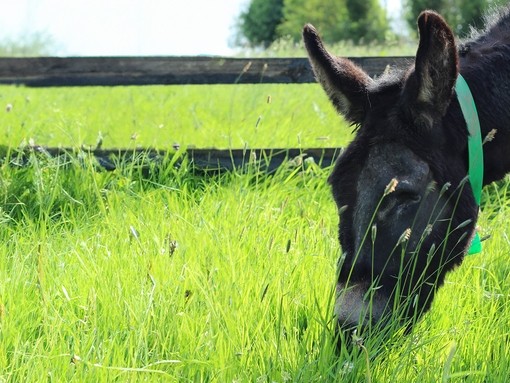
[378,190,421,219]
[396,190,421,204]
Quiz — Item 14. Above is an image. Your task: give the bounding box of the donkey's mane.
[460,5,510,64]
[371,6,510,88]
[466,5,510,42]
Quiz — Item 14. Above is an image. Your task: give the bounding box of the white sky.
[0,0,402,56]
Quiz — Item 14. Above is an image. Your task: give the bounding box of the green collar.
[455,73,483,255]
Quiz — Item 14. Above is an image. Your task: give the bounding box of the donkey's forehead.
[331,140,430,191]
[365,143,427,173]
[358,143,429,193]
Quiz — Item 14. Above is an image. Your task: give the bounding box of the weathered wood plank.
[187,147,342,171]
[0,56,413,86]
[3,145,342,173]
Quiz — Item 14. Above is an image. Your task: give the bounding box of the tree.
[236,0,284,48]
[277,0,345,42]
[235,0,390,48]
[277,0,389,44]
[0,32,57,57]
[343,0,390,43]
[404,0,506,37]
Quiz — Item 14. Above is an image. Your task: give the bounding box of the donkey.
[304,8,510,342]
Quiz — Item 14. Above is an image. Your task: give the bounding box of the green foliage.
[278,0,349,43]
[404,0,507,37]
[0,32,57,57]
[237,0,284,47]
[237,0,390,47]
[344,0,390,43]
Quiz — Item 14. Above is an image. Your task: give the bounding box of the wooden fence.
[0,56,413,171]
[0,56,412,86]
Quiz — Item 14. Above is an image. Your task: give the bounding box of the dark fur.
[304,8,510,341]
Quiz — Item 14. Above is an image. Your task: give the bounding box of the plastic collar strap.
[455,73,483,255]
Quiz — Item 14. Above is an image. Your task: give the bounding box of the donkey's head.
[304,12,479,341]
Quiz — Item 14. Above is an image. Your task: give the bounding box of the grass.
[0,156,340,382]
[0,84,509,382]
[240,36,417,58]
[0,84,351,150]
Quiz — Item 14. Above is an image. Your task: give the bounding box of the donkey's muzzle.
[335,282,389,329]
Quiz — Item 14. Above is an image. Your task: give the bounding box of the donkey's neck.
[457,9,510,184]
[458,52,510,185]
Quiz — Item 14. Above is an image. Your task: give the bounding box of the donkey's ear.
[303,24,373,124]
[403,11,458,120]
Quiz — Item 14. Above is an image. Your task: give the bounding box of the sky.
[0,0,402,56]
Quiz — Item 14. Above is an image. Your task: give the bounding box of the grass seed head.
[371,224,377,242]
[384,178,398,196]
[397,228,412,245]
[483,129,497,145]
[424,224,433,237]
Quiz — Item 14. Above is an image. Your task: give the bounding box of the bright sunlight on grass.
[0,84,352,150]
[0,84,509,381]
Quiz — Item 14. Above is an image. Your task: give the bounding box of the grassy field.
[0,84,352,150]
[0,84,510,382]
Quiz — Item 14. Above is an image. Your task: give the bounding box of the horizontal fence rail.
[0,56,413,86]
[2,146,342,173]
[0,55,408,172]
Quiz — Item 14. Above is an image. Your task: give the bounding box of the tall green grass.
[1,156,509,382]
[0,84,352,150]
[0,84,509,381]
[0,157,340,382]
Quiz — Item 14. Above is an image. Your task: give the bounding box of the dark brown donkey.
[304,9,510,343]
